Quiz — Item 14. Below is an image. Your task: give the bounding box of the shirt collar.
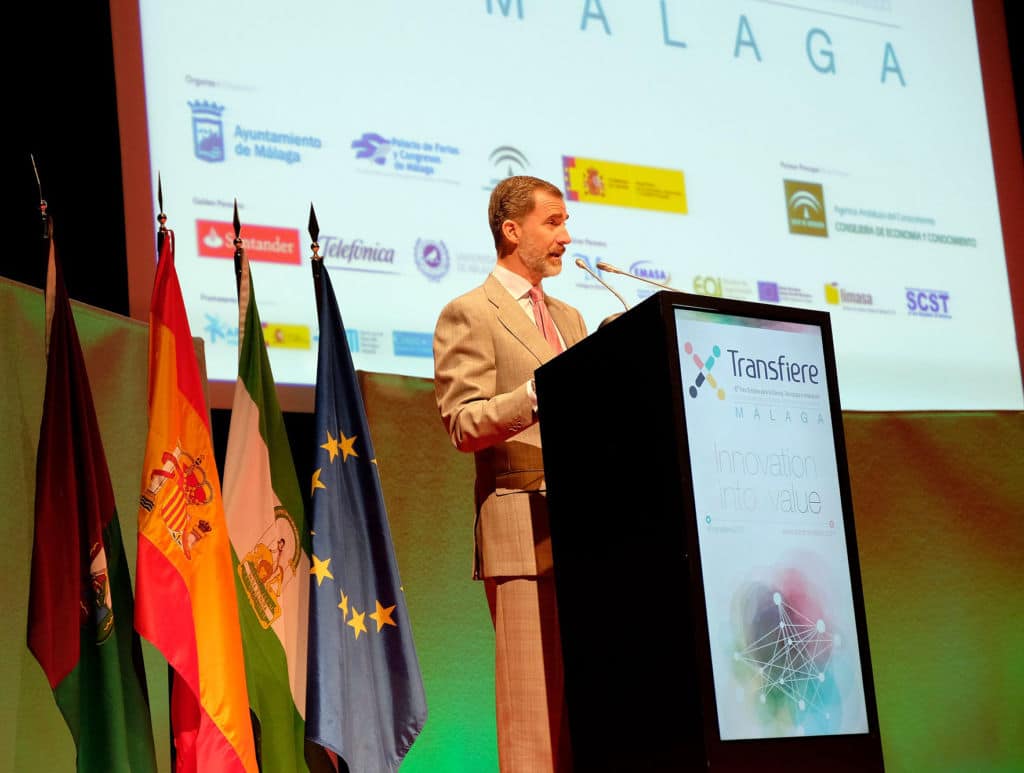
[492,263,537,301]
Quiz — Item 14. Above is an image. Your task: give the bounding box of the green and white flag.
[223,251,311,772]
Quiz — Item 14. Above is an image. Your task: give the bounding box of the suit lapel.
[546,296,583,347]
[484,274,554,365]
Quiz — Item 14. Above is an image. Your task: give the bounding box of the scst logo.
[906,288,951,318]
[693,276,723,296]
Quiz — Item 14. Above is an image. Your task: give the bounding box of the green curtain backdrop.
[3,277,1022,771]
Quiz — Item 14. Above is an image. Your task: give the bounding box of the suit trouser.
[485,577,572,773]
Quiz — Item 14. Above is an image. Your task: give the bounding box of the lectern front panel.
[673,306,870,742]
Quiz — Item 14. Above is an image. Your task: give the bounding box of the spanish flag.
[135,229,257,772]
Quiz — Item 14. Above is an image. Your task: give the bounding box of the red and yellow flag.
[135,230,257,773]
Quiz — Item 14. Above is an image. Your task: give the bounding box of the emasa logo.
[189,101,226,163]
[784,180,827,237]
[683,342,726,400]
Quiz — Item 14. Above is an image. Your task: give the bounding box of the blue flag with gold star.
[305,264,427,772]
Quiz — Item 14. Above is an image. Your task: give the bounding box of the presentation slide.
[675,305,869,740]
[131,0,1022,410]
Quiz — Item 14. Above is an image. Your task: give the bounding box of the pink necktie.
[528,285,563,353]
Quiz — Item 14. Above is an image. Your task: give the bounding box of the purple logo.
[351,132,392,165]
[414,239,450,281]
[758,281,780,302]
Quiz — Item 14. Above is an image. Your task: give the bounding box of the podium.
[535,291,885,772]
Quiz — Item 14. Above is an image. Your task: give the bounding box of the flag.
[223,251,311,771]
[305,264,427,772]
[135,230,258,773]
[27,231,158,772]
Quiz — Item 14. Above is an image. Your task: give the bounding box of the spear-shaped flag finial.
[156,173,169,256]
[308,202,320,259]
[232,199,244,293]
[157,173,167,232]
[309,202,324,314]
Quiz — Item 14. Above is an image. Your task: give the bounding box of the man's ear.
[501,218,519,246]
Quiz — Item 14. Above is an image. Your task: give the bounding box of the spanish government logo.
[189,101,226,163]
[784,180,827,237]
[414,238,450,281]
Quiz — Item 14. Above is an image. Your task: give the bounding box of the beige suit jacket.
[433,273,588,579]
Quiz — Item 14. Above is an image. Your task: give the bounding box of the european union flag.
[305,263,427,772]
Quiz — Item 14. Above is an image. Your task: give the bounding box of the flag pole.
[308,203,323,321]
[30,154,48,241]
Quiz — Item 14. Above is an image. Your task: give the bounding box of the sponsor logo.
[483,144,530,190]
[392,331,434,358]
[189,101,226,163]
[189,101,322,165]
[196,220,301,265]
[320,235,399,274]
[758,280,814,305]
[564,156,687,214]
[683,342,726,400]
[489,145,529,178]
[905,287,951,319]
[352,132,391,165]
[693,275,723,297]
[631,260,672,286]
[758,281,780,302]
[202,313,239,347]
[352,131,461,178]
[414,239,450,281]
[693,275,754,299]
[784,180,828,237]
[726,347,821,386]
[262,322,312,350]
[572,252,608,289]
[824,282,872,306]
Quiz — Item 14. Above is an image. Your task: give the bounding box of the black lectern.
[536,291,884,772]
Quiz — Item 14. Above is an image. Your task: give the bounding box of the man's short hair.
[488,176,563,250]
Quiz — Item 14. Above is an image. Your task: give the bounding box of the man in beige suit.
[433,176,587,772]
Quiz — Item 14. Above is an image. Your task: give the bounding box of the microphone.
[574,257,630,312]
[595,260,678,292]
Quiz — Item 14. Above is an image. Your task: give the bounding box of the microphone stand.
[574,258,631,312]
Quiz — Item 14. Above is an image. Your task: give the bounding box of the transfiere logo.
[190,101,226,163]
[784,180,827,237]
[684,342,726,400]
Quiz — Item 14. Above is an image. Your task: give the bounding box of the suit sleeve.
[433,298,536,454]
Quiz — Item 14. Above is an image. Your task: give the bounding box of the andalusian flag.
[28,230,158,772]
[305,260,427,772]
[135,229,257,772]
[223,249,311,772]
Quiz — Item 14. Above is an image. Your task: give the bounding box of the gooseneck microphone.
[575,258,630,312]
[595,260,678,292]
